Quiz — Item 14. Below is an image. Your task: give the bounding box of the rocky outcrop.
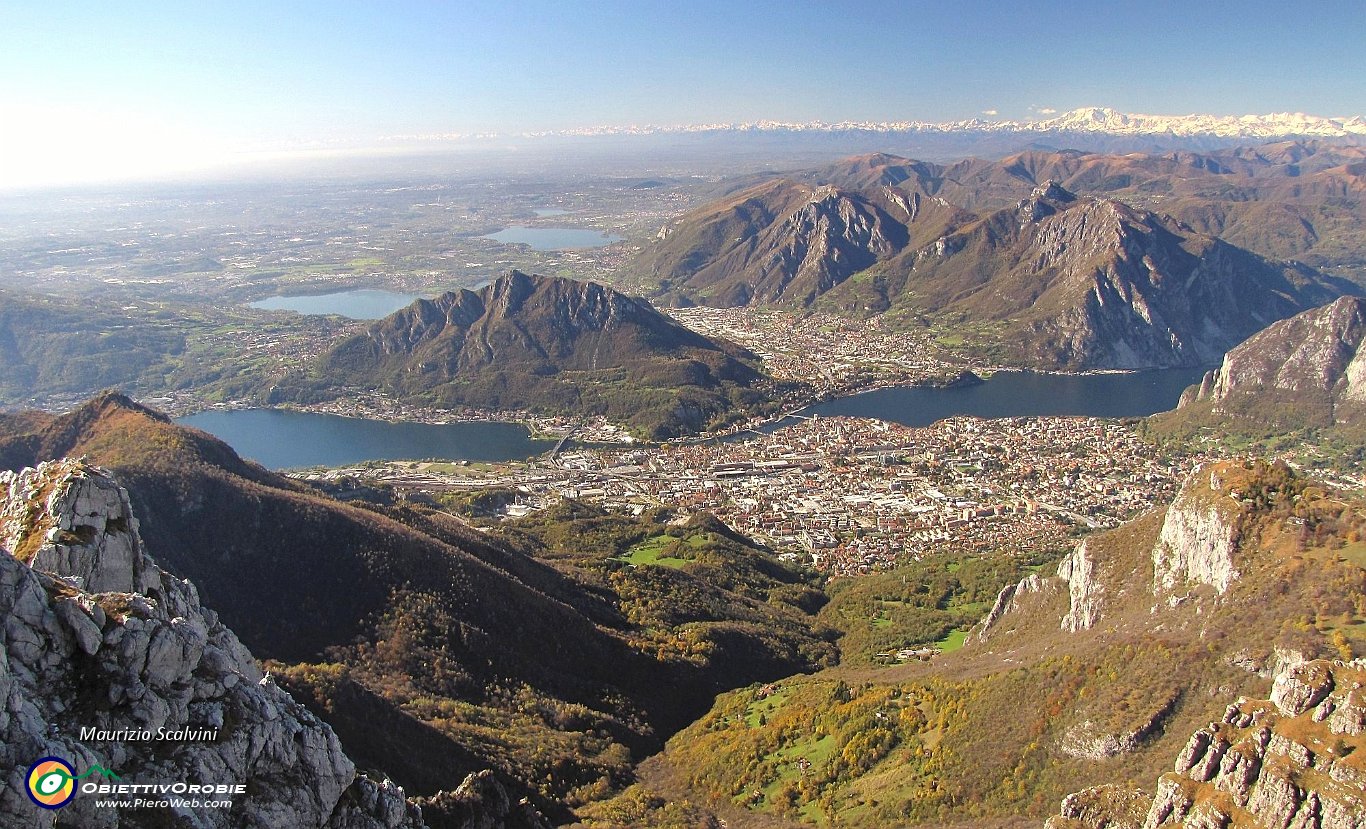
[0,458,425,828]
[1059,539,1105,632]
[1150,466,1242,597]
[1044,784,1151,829]
[1181,296,1366,424]
[1059,693,1181,762]
[969,573,1053,643]
[1049,659,1366,829]
[972,462,1255,643]
[414,770,552,829]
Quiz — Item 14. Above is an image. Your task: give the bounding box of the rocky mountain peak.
[0,458,427,828]
[1184,295,1366,412]
[1,457,157,594]
[1032,179,1078,205]
[1150,464,1244,597]
[1015,180,1077,223]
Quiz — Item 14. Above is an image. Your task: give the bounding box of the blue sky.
[1,1,1362,184]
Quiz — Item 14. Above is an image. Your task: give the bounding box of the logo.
[25,757,120,810]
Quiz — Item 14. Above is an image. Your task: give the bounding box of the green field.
[934,629,969,653]
[617,533,708,568]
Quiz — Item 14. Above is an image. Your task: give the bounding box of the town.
[666,306,990,393]
[301,412,1201,577]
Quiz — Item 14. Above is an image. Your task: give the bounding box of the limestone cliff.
[1180,296,1366,425]
[1058,539,1105,633]
[1047,658,1366,829]
[969,573,1054,643]
[974,463,1246,644]
[1150,466,1243,598]
[0,458,424,828]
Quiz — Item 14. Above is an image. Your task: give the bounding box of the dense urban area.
[303,413,1203,576]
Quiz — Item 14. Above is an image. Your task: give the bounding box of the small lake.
[178,409,555,469]
[249,289,422,319]
[787,366,1210,428]
[483,226,623,250]
[531,208,569,217]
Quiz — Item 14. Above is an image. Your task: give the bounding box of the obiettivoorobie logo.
[25,756,120,810]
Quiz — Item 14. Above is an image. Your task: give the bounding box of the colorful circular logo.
[26,757,76,809]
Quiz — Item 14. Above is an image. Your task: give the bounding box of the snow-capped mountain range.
[389,107,1366,143]
[545,107,1366,139]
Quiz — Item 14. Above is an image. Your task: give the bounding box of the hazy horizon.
[3,0,1364,188]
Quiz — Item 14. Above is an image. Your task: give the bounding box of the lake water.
[178,368,1207,469]
[249,289,422,319]
[788,366,1209,428]
[531,208,569,217]
[483,226,623,250]
[178,409,554,469]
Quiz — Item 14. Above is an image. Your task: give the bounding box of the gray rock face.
[1058,539,1104,632]
[1181,296,1366,423]
[1271,660,1336,718]
[0,458,426,829]
[1151,467,1241,597]
[1,461,159,594]
[1043,784,1150,829]
[969,573,1053,643]
[1059,693,1179,762]
[1052,658,1366,829]
[414,770,553,829]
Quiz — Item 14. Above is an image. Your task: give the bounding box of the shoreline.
[3,364,1212,449]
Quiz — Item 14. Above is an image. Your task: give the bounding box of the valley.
[3,134,1366,829]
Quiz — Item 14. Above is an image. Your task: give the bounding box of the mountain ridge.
[646,175,1351,368]
[433,107,1366,141]
[0,391,835,819]
[283,270,780,438]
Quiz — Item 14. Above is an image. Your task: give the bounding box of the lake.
[178,409,555,469]
[788,366,1209,428]
[178,368,1207,469]
[483,226,623,250]
[249,289,422,319]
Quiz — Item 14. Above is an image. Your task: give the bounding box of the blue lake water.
[249,289,422,319]
[788,366,1210,428]
[178,368,1207,469]
[483,226,623,250]
[178,409,554,469]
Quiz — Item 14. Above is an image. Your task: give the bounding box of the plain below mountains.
[638,145,1362,370]
[271,270,784,438]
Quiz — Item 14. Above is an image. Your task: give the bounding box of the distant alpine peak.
[502,107,1366,141]
[1024,107,1366,138]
